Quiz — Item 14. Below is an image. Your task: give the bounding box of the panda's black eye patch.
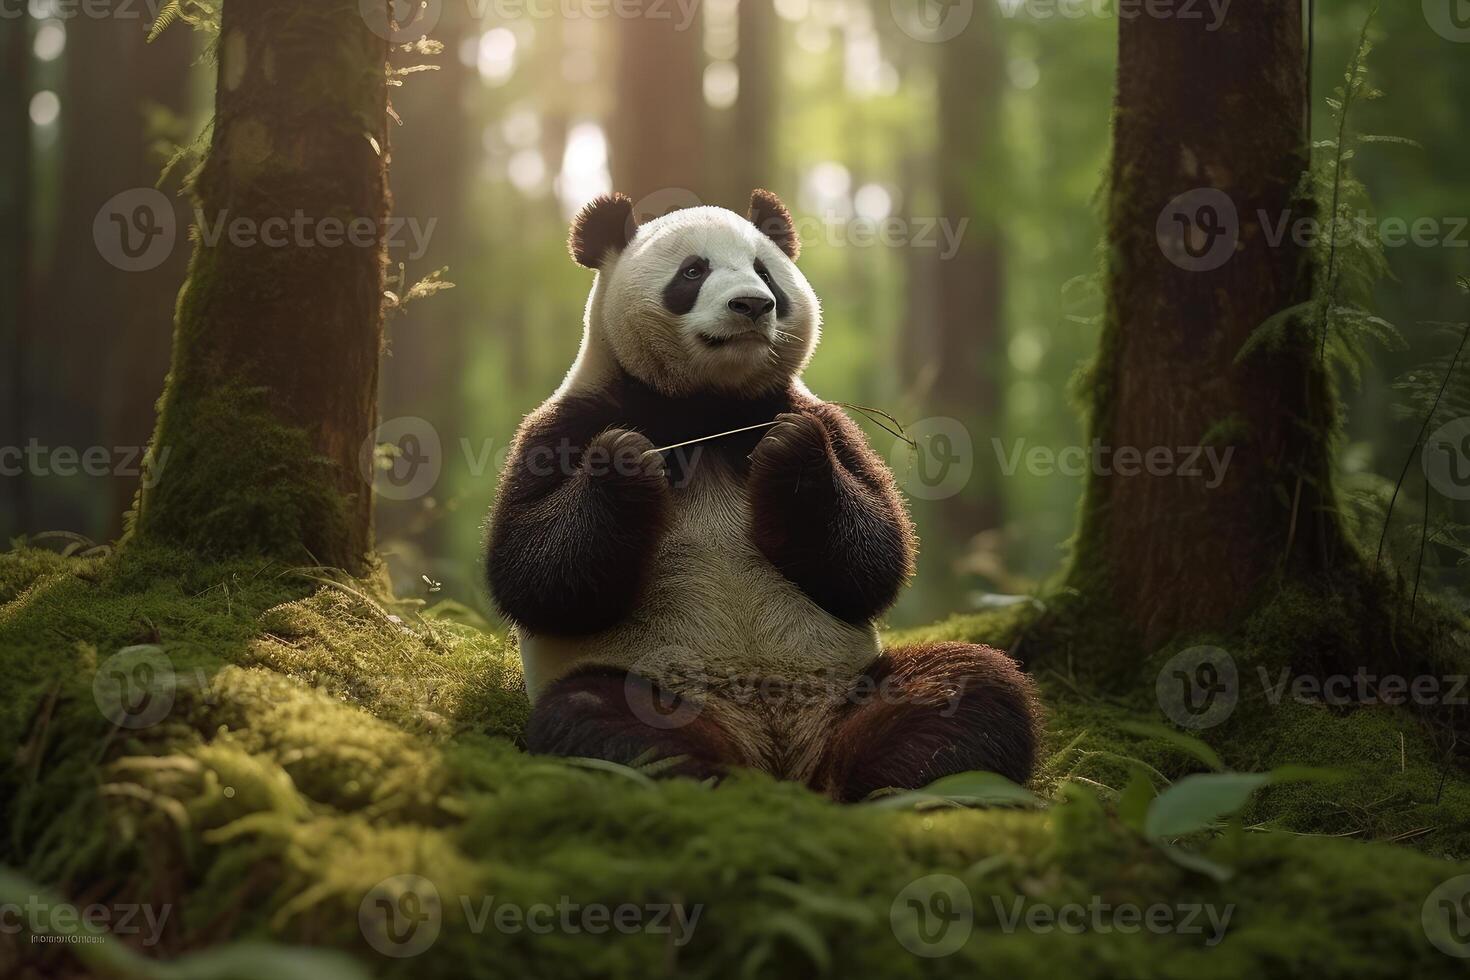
[753,260,791,319]
[662,256,710,315]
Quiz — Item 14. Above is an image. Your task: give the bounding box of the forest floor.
[1,543,1468,979]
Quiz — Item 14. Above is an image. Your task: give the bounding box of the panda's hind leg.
[812,643,1040,803]
[526,666,742,781]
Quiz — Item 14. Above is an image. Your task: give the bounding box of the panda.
[485,190,1038,801]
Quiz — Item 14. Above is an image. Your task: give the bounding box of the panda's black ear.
[569,193,637,269]
[748,189,799,261]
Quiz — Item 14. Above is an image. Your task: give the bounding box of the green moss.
[2,545,1467,978]
[131,380,354,568]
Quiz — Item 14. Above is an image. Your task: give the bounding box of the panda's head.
[567,190,821,398]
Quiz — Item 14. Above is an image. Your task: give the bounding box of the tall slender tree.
[922,12,1006,593]
[1071,1,1333,643]
[30,14,194,539]
[0,18,32,539]
[609,2,706,204]
[377,4,471,563]
[133,0,391,574]
[727,0,776,205]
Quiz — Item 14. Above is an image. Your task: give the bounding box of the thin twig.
[643,420,781,456]
[1376,314,1470,564]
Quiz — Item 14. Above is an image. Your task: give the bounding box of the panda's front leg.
[747,407,915,623]
[486,427,671,635]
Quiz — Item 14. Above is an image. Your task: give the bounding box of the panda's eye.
[682,265,704,280]
[756,268,774,285]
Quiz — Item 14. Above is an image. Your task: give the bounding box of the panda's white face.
[589,206,821,398]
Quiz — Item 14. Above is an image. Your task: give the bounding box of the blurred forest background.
[3,0,1468,627]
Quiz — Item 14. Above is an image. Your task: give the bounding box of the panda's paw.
[584,428,669,486]
[750,412,833,485]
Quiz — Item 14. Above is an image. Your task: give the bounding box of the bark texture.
[610,1,706,205]
[1,18,31,537]
[1073,1,1338,644]
[134,0,390,574]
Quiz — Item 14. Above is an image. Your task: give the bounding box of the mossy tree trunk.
[0,17,31,537]
[610,2,705,206]
[1072,1,1342,645]
[133,0,390,575]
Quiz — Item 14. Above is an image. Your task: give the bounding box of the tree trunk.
[728,0,775,205]
[29,13,194,541]
[926,13,1005,580]
[1072,1,1337,644]
[0,18,31,539]
[610,3,705,205]
[377,4,470,563]
[133,0,390,575]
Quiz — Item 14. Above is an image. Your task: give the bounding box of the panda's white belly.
[517,464,880,701]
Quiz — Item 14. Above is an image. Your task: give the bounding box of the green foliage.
[3,546,1468,976]
[1238,10,1406,388]
[148,0,221,42]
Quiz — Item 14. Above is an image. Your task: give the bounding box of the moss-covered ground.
[2,543,1467,978]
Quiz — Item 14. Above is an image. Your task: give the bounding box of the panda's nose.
[727,296,775,320]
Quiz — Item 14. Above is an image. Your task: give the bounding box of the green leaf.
[866,771,1042,810]
[1116,720,1225,772]
[1118,767,1158,833]
[1154,842,1235,883]
[1144,773,1270,838]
